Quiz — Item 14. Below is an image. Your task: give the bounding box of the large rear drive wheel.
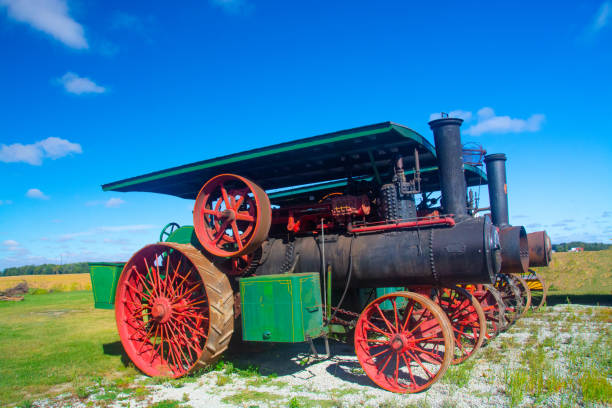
[115,243,234,377]
[354,291,454,393]
[193,174,271,258]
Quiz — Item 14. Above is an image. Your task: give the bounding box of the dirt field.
[0,273,91,292]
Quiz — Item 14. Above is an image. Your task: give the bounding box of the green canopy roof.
[102,121,486,201]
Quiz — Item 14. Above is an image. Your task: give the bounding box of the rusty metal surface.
[527,230,552,267]
[499,226,530,274]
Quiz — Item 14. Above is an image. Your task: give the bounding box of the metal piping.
[484,153,510,228]
[429,118,469,220]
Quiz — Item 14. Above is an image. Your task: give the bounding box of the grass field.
[534,248,612,305]
[0,273,91,292]
[0,291,138,405]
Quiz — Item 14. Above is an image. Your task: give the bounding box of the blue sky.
[1,0,611,270]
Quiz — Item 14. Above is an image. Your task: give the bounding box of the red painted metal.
[409,286,486,364]
[193,174,271,257]
[430,286,485,364]
[463,284,505,339]
[354,292,453,393]
[348,217,455,234]
[115,248,209,377]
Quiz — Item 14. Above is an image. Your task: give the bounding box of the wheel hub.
[390,334,412,353]
[221,209,236,221]
[151,297,172,323]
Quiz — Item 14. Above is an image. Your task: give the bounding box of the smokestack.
[484,153,510,228]
[429,118,468,219]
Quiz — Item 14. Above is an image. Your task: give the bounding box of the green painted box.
[240,273,323,343]
[89,262,125,309]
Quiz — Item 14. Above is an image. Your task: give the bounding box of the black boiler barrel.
[253,217,501,287]
[429,118,468,219]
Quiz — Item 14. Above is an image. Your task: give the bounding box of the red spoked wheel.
[193,174,271,258]
[509,274,532,318]
[430,286,486,365]
[115,243,234,378]
[354,292,454,393]
[494,274,524,325]
[463,284,506,340]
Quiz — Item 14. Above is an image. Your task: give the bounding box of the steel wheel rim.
[465,284,506,339]
[193,174,271,258]
[354,291,453,393]
[494,274,524,324]
[160,222,180,242]
[433,286,486,365]
[520,269,548,310]
[115,244,210,377]
[510,275,532,318]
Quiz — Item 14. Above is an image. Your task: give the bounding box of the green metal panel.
[165,226,203,249]
[240,273,323,343]
[358,287,406,311]
[376,287,406,310]
[89,262,124,309]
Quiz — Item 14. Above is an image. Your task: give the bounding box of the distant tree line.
[1,262,89,276]
[553,242,611,252]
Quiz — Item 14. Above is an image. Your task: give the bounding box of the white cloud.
[463,107,545,136]
[0,136,82,165]
[430,107,544,135]
[591,2,610,33]
[26,188,49,200]
[0,199,13,205]
[210,0,250,14]
[86,197,126,208]
[3,239,19,247]
[0,0,88,49]
[58,72,106,95]
[105,197,125,208]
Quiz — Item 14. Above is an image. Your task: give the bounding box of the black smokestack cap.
[484,153,509,228]
[429,117,468,219]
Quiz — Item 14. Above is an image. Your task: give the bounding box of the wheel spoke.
[231,221,244,249]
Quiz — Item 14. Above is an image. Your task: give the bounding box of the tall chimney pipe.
[429,118,468,219]
[484,153,510,228]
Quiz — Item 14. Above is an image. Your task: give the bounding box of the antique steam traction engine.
[89,117,550,393]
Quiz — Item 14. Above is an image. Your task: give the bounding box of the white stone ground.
[34,304,611,408]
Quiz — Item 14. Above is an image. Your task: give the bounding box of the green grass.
[0,291,138,406]
[535,249,612,304]
[442,359,476,387]
[221,390,283,405]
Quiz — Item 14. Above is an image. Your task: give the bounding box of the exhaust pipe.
[484,153,529,274]
[429,118,468,220]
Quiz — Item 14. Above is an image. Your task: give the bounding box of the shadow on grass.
[103,341,132,367]
[546,294,612,306]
